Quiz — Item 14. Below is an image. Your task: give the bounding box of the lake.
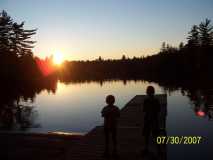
[26,80,165,133]
[1,80,213,159]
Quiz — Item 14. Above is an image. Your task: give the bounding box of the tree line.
[59,18,213,83]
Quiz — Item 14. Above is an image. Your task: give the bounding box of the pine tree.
[187,25,200,47]
[179,42,184,50]
[0,10,36,57]
[198,18,213,47]
[160,42,166,53]
[11,22,37,57]
[0,10,13,53]
[122,54,126,60]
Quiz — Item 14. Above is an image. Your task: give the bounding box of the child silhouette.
[101,95,120,157]
[142,86,161,153]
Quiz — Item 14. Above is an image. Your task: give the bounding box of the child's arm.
[101,107,106,117]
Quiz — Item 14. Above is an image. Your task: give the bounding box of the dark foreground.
[0,132,83,160]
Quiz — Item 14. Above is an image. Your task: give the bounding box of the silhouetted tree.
[0,10,13,54]
[187,25,200,47]
[11,22,36,57]
[198,19,213,47]
[98,56,103,61]
[179,42,184,50]
[0,10,36,57]
[122,55,126,60]
[160,42,166,53]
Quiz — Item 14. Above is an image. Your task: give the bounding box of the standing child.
[101,95,120,157]
[142,86,161,154]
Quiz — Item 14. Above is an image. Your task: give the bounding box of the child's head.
[146,86,155,96]
[106,95,115,105]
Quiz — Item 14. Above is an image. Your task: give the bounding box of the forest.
[0,10,213,98]
[59,19,213,84]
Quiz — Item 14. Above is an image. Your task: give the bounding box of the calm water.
[3,80,213,159]
[29,80,165,133]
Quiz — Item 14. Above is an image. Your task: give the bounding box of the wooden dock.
[66,94,167,160]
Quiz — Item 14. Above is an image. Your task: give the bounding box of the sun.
[53,52,63,65]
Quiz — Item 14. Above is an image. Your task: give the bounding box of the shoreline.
[0,130,84,136]
[1,131,84,160]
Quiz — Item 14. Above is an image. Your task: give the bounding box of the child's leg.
[112,128,117,152]
[104,128,110,154]
[143,123,151,149]
[152,122,161,154]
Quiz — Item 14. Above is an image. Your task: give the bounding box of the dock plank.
[66,94,167,160]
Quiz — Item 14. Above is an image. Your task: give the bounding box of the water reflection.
[0,75,57,131]
[1,78,213,132]
[58,78,147,87]
[0,104,39,130]
[187,89,213,120]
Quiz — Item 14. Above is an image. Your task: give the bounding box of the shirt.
[143,96,161,123]
[101,105,120,129]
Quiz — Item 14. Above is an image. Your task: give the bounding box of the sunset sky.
[1,0,213,60]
